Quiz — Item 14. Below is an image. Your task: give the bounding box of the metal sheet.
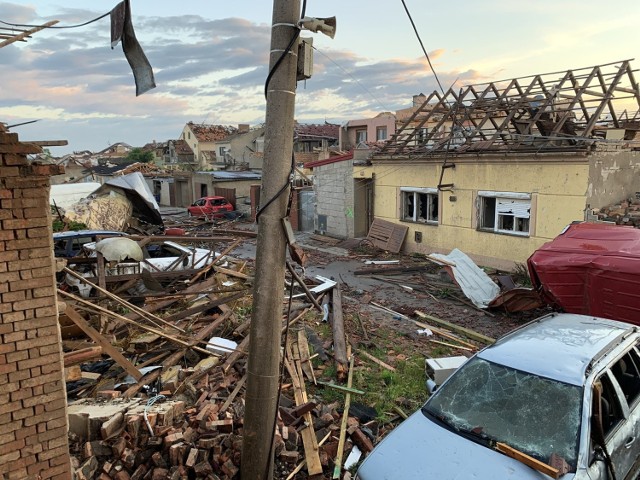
[429,248,500,308]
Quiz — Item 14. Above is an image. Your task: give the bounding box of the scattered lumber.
[331,284,349,381]
[415,310,495,345]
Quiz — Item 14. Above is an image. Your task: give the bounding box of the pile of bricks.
[0,126,71,479]
[68,359,377,480]
[593,197,640,226]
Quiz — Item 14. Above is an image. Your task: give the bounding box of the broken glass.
[423,357,582,470]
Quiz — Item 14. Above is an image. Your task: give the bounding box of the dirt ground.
[231,230,547,365]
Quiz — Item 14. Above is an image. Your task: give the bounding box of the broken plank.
[63,346,103,367]
[317,381,364,396]
[286,261,322,312]
[284,355,322,476]
[219,374,247,414]
[331,285,348,382]
[333,352,355,479]
[65,305,141,380]
[412,319,477,349]
[496,442,560,479]
[415,310,495,344]
[297,329,317,385]
[359,350,396,372]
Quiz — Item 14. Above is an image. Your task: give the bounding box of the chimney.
[238,124,250,133]
[413,93,426,107]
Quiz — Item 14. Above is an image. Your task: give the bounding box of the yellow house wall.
[361,154,590,269]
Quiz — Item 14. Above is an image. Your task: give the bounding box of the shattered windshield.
[423,357,582,469]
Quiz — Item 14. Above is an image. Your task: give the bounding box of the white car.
[357,313,640,480]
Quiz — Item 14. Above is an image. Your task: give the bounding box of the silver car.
[356,313,640,479]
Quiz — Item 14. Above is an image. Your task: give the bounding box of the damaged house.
[354,60,640,269]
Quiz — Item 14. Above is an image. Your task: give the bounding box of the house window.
[188,132,191,139]
[401,188,438,224]
[376,126,387,141]
[356,129,367,144]
[219,147,226,157]
[478,192,530,236]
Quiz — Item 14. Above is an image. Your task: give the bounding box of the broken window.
[479,192,530,236]
[401,188,438,224]
[611,349,640,407]
[423,357,582,469]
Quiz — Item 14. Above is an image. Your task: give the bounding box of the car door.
[191,198,206,215]
[588,347,640,480]
[608,346,640,477]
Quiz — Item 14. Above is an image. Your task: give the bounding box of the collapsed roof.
[380,60,640,156]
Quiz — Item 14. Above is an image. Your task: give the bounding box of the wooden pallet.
[366,218,408,253]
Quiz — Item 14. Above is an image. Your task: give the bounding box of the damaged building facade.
[355,60,640,269]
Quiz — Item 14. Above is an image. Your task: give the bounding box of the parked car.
[187,196,234,218]
[53,230,128,258]
[356,313,640,480]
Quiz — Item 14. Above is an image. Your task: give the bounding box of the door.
[354,178,373,237]
[298,190,315,231]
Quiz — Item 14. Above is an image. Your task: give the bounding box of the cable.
[399,0,446,96]
[144,394,166,435]
[312,46,392,113]
[257,0,307,222]
[0,12,110,29]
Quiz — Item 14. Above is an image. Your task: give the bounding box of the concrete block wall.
[0,127,71,480]
[314,160,354,238]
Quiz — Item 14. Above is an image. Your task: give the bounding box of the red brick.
[0,230,15,241]
[43,380,62,394]
[20,372,60,388]
[40,363,62,376]
[30,367,41,377]
[0,188,12,198]
[1,399,25,414]
[27,227,50,239]
[8,368,30,382]
[11,387,34,402]
[2,290,27,303]
[34,306,58,317]
[18,352,60,371]
[15,425,36,441]
[36,442,67,461]
[41,462,71,479]
[0,429,16,445]
[2,311,26,323]
[15,335,57,351]
[46,433,68,449]
[23,390,63,408]
[12,316,52,331]
[5,237,50,251]
[27,460,50,476]
[6,350,28,363]
[8,256,51,271]
[0,323,14,335]
[30,266,54,278]
[33,287,55,298]
[0,166,20,177]
[0,450,20,465]
[0,362,17,374]
[44,399,66,413]
[0,342,16,354]
[3,330,26,343]
[1,438,26,453]
[9,277,52,293]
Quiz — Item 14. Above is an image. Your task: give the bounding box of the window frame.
[400,187,439,225]
[355,129,368,144]
[478,191,531,237]
[376,126,387,141]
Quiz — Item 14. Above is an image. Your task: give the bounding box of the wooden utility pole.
[241,0,300,478]
[0,20,59,49]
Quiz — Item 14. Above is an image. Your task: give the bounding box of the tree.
[126,148,154,163]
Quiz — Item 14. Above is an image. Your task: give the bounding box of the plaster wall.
[587,148,640,208]
[363,154,590,268]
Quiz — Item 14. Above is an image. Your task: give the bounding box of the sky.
[0,0,638,154]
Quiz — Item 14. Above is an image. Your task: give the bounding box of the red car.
[187,196,234,218]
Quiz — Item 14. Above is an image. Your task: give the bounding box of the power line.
[0,11,110,30]
[399,0,446,96]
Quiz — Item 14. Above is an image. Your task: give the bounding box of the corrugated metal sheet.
[429,249,500,308]
[198,171,262,180]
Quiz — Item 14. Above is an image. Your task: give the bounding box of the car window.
[597,373,624,437]
[213,199,228,206]
[611,349,640,408]
[423,357,582,469]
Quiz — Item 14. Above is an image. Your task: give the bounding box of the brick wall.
[0,126,72,480]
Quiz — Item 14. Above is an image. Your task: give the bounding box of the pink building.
[339,112,396,151]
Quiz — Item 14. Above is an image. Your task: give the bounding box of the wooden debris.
[415,310,495,344]
[331,284,349,381]
[333,351,355,479]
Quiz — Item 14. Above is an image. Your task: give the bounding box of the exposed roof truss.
[380,60,640,155]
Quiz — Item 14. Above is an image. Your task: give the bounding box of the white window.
[376,126,387,141]
[219,147,226,156]
[401,188,438,224]
[356,129,367,144]
[478,191,530,236]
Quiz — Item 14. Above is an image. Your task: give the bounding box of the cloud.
[0,4,483,154]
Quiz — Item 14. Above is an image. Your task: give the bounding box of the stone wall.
[0,127,71,480]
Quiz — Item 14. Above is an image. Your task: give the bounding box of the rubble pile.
[58,232,384,479]
[593,197,640,226]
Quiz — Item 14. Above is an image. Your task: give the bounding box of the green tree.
[126,148,154,163]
